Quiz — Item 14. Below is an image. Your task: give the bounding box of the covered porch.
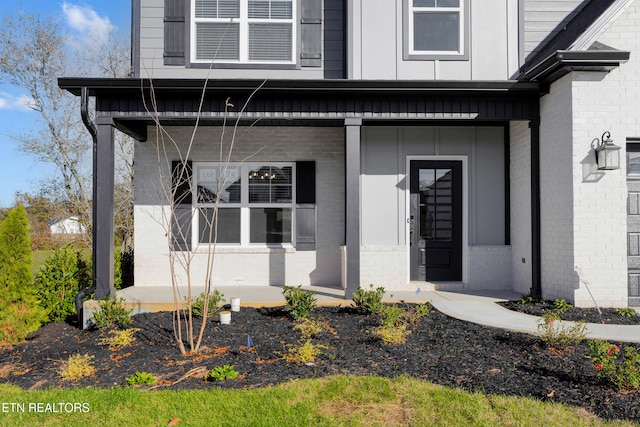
[58,78,542,305]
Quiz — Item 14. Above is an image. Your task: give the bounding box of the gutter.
[523,50,629,86]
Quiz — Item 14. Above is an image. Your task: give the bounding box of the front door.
[410,160,462,281]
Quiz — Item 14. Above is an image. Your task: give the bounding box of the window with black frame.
[195,163,294,246]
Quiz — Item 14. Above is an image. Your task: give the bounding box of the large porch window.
[194,162,294,246]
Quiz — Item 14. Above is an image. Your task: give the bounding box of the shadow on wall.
[581,147,605,183]
[269,250,286,286]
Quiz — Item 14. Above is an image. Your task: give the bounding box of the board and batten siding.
[350,0,519,80]
[359,126,506,247]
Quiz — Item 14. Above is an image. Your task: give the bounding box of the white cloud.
[61,2,115,45]
[0,93,35,112]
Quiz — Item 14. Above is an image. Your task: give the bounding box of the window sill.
[404,52,469,61]
[194,245,296,254]
[188,61,299,70]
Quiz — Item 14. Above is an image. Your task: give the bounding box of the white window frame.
[191,0,297,64]
[193,162,296,248]
[404,0,469,61]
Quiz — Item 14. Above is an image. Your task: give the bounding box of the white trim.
[192,161,296,249]
[405,155,469,284]
[407,1,466,57]
[570,0,635,51]
[190,0,297,64]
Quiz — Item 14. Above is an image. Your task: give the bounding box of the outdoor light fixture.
[594,131,621,170]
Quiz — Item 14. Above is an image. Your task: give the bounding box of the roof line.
[58,78,540,96]
[571,0,635,50]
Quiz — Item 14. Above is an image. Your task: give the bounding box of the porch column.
[345,118,362,299]
[94,117,116,299]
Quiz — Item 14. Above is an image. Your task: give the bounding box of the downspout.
[76,87,97,327]
[530,112,542,300]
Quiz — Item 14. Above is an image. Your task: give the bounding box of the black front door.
[409,160,463,281]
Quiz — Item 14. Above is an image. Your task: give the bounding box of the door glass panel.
[419,168,453,242]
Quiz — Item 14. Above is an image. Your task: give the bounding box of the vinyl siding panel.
[523,0,589,60]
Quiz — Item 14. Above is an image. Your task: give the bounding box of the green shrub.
[282,285,317,320]
[615,307,637,318]
[380,305,405,328]
[59,353,95,381]
[518,293,538,304]
[537,312,586,347]
[126,371,156,386]
[205,364,239,381]
[92,295,132,329]
[99,328,140,350]
[373,324,411,345]
[552,299,573,314]
[352,284,386,314]
[186,290,225,318]
[114,249,134,290]
[34,244,91,323]
[0,206,47,345]
[588,340,640,390]
[284,340,328,364]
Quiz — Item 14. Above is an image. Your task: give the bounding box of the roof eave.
[523,50,630,85]
[58,78,540,97]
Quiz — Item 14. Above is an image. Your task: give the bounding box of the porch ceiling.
[59,78,541,142]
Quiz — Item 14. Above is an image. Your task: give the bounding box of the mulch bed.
[499,300,640,325]
[1,304,639,423]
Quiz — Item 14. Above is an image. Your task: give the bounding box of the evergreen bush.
[0,206,46,345]
[34,244,91,323]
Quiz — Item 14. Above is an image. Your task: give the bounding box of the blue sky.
[0,1,131,207]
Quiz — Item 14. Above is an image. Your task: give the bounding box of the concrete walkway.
[115,285,640,343]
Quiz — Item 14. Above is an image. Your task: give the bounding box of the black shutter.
[171,160,192,250]
[164,0,186,66]
[323,0,345,78]
[296,161,316,251]
[300,0,322,67]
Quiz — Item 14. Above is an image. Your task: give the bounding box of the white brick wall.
[359,246,408,289]
[537,2,640,307]
[509,121,533,294]
[540,73,576,302]
[467,246,513,290]
[134,126,345,287]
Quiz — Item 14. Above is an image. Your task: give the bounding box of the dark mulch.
[1,305,639,423]
[500,301,640,325]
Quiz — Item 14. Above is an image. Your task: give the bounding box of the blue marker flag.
[415,288,421,295]
[247,335,253,350]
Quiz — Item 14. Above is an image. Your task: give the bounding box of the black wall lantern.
[595,131,621,170]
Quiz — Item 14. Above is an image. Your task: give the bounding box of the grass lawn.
[31,250,54,276]
[0,376,634,427]
[31,248,91,276]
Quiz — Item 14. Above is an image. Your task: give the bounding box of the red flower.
[613,345,620,352]
[595,365,602,371]
[546,317,553,323]
[631,366,637,372]
[606,348,612,355]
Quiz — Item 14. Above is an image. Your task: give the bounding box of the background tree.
[0,205,47,345]
[0,13,133,249]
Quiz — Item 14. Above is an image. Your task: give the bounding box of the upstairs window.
[405,0,468,60]
[193,0,295,63]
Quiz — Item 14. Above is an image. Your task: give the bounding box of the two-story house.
[60,0,639,308]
